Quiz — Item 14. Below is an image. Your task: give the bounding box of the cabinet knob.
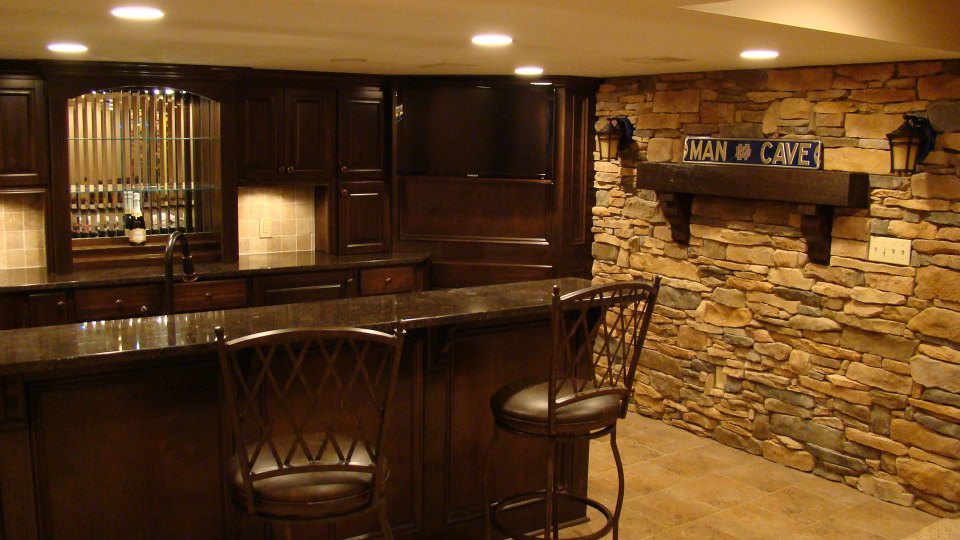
[205,292,213,298]
[286,166,295,173]
[347,278,354,283]
[115,299,124,306]
[278,166,285,173]
[384,277,392,285]
[140,305,149,313]
[56,300,66,310]
[340,188,349,196]
[341,165,348,172]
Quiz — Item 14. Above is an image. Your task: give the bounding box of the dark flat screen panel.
[398,85,554,179]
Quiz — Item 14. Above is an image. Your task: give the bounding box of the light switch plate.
[259,218,273,238]
[868,236,911,265]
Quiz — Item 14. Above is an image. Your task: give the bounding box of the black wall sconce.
[886,114,937,176]
[596,116,634,161]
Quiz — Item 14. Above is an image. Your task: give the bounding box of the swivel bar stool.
[482,278,661,540]
[215,324,404,539]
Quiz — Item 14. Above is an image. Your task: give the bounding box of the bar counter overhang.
[0,278,593,540]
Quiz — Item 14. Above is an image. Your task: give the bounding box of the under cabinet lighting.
[472,34,513,46]
[48,42,88,53]
[515,66,544,76]
[111,6,164,20]
[740,49,779,60]
[531,81,553,86]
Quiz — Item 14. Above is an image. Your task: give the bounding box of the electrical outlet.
[259,218,273,238]
[868,236,911,265]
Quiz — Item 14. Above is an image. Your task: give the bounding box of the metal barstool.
[215,324,405,539]
[482,278,661,540]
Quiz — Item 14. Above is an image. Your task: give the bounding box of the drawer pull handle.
[278,166,285,173]
[286,166,295,173]
[341,165,348,172]
[205,292,213,298]
[140,305,149,313]
[384,277,392,284]
[56,301,66,310]
[115,299,123,306]
[340,188,349,196]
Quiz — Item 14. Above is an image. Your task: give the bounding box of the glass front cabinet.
[44,65,238,272]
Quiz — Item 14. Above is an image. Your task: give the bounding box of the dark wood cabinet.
[74,284,161,321]
[338,180,389,253]
[237,86,336,183]
[251,269,358,306]
[0,76,47,188]
[28,292,71,326]
[172,278,248,313]
[338,88,385,180]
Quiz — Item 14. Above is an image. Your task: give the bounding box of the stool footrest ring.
[490,490,614,540]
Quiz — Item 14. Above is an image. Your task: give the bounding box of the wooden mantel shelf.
[634,162,871,263]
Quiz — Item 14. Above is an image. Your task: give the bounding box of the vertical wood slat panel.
[67,89,219,239]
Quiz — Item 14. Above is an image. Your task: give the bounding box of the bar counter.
[0,278,592,540]
[0,251,430,293]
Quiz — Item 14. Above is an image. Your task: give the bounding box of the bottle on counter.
[129,192,147,245]
[122,191,133,239]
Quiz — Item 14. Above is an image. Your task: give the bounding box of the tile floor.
[565,413,939,540]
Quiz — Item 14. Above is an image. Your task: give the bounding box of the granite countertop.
[0,277,592,376]
[0,251,430,293]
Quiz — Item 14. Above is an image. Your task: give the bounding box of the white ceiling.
[1,0,959,77]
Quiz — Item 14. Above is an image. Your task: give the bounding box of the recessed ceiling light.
[47,42,88,53]
[740,49,779,60]
[472,34,513,46]
[111,6,164,20]
[515,66,544,76]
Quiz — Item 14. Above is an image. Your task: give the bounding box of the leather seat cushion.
[490,378,622,436]
[227,435,381,519]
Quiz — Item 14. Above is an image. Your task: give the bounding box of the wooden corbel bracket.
[635,163,870,264]
[659,192,693,245]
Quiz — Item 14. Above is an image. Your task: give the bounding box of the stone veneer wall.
[592,60,960,516]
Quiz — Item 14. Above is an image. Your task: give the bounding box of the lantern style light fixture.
[886,114,936,176]
[596,116,635,161]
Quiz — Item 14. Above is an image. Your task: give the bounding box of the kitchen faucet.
[164,231,198,314]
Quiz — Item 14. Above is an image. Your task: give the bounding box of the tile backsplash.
[0,193,46,269]
[237,186,315,255]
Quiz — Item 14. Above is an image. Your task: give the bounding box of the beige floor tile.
[793,475,876,507]
[620,462,692,498]
[665,473,768,509]
[628,423,710,455]
[649,519,744,540]
[718,458,809,492]
[796,517,891,540]
[706,505,810,540]
[647,446,736,478]
[574,414,938,540]
[744,486,848,525]
[626,487,721,528]
[831,498,939,540]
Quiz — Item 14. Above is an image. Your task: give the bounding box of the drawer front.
[360,266,414,296]
[29,292,72,327]
[252,270,357,306]
[173,279,248,313]
[75,285,161,321]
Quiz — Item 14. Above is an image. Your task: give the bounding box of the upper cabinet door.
[285,88,336,181]
[0,77,47,188]
[338,89,385,180]
[237,87,283,182]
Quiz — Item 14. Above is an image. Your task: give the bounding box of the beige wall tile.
[237,187,314,255]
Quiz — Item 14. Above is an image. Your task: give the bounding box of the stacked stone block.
[593,60,960,516]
